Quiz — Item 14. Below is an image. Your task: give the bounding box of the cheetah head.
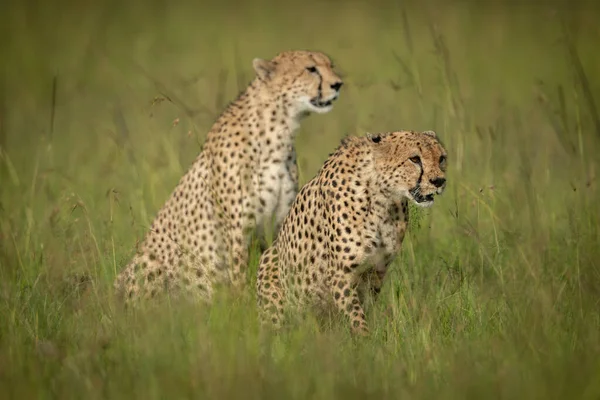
[252,50,343,115]
[370,130,448,208]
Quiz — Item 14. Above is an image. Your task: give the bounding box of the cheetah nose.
[330,81,343,91]
[430,177,446,188]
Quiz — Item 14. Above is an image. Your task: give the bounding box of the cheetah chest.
[254,159,294,223]
[359,203,408,273]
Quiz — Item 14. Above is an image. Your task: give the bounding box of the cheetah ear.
[253,58,276,81]
[366,132,382,144]
[422,130,437,138]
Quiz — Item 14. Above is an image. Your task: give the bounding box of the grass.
[1,0,600,398]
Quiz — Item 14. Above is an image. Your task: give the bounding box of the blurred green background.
[1,0,599,398]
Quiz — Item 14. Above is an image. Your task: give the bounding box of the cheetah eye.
[306,66,318,73]
[370,135,381,143]
[409,156,422,165]
[439,155,447,167]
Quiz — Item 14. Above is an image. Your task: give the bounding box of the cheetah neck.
[245,81,310,143]
[342,151,396,220]
[362,163,399,217]
[366,183,395,217]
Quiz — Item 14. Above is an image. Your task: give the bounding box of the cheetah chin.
[308,93,339,113]
[409,187,436,208]
[310,96,335,108]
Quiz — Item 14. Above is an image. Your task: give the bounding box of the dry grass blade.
[563,20,600,138]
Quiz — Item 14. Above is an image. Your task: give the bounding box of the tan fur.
[114,50,343,304]
[256,130,448,335]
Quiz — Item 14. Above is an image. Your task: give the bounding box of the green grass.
[1,0,600,398]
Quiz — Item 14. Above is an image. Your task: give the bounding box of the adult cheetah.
[256,130,448,335]
[115,50,343,303]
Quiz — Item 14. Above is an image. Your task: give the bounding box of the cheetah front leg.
[221,184,259,291]
[256,247,285,329]
[224,208,253,291]
[226,227,250,291]
[359,267,387,303]
[330,270,369,336]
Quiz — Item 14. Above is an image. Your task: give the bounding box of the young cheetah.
[115,50,343,303]
[256,130,448,335]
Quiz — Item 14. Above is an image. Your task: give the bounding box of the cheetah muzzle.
[306,72,342,113]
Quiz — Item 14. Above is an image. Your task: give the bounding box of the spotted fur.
[256,130,448,335]
[114,50,343,304]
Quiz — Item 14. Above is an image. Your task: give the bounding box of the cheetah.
[115,50,343,303]
[256,130,448,335]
